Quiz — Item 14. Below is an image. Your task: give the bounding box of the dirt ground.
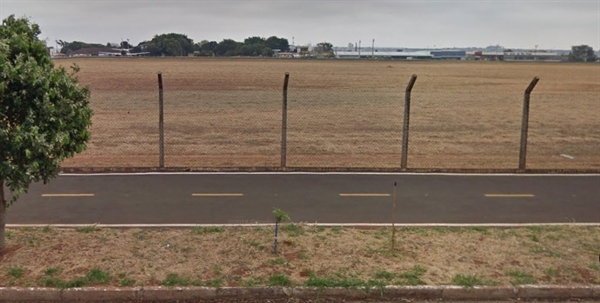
[53,58,600,169]
[1,225,598,288]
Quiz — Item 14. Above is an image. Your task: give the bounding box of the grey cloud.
[1,0,598,50]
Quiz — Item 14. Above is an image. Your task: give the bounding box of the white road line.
[192,193,244,197]
[340,193,391,197]
[41,194,95,197]
[485,194,535,198]
[58,172,600,177]
[6,223,600,228]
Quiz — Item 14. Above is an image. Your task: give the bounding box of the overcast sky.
[1,0,598,50]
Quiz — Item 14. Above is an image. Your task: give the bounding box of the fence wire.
[61,91,159,168]
[408,92,523,169]
[287,88,403,168]
[163,89,281,167]
[527,92,600,169]
[61,74,599,171]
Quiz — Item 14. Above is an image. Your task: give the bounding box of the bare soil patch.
[1,225,598,288]
[53,58,600,169]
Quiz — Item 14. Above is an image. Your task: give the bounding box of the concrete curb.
[0,285,598,302]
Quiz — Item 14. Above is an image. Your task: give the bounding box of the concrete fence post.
[158,72,165,169]
[401,74,417,170]
[518,76,540,171]
[281,73,290,169]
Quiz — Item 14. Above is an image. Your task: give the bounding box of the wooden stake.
[391,181,397,251]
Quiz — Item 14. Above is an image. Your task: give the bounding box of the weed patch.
[397,266,427,285]
[86,268,112,284]
[268,274,292,287]
[8,266,24,279]
[75,226,100,233]
[267,257,287,266]
[506,270,537,285]
[452,274,494,287]
[44,267,61,277]
[191,226,224,234]
[119,277,136,287]
[242,277,264,287]
[281,224,304,237]
[161,273,191,286]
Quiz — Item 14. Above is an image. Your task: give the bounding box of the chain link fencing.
[61,73,599,171]
[61,90,159,168]
[527,92,600,169]
[163,89,281,167]
[407,92,523,169]
[287,88,403,168]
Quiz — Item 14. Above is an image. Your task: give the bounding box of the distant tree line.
[55,34,596,61]
[56,33,295,57]
[568,45,597,62]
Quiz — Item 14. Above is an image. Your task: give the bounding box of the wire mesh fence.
[527,92,600,169]
[61,73,600,171]
[163,89,281,167]
[287,89,403,168]
[61,90,159,168]
[408,92,523,169]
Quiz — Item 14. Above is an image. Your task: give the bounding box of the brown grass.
[53,58,600,169]
[1,225,599,288]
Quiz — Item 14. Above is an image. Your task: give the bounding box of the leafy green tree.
[0,15,93,250]
[199,41,217,55]
[315,42,333,53]
[244,36,266,46]
[239,44,273,57]
[119,40,132,49]
[145,33,194,56]
[568,45,597,62]
[55,40,104,54]
[130,41,148,53]
[265,36,289,51]
[215,39,241,56]
[314,42,335,58]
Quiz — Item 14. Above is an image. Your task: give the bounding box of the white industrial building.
[335,50,433,60]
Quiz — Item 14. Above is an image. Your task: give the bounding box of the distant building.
[67,47,118,57]
[430,50,466,60]
[335,50,433,60]
[466,50,566,62]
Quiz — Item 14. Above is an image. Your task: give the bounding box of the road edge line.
[57,172,600,176]
[6,222,600,228]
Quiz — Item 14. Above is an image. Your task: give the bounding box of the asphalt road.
[5,173,600,224]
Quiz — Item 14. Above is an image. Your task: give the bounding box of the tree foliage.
[0,15,93,249]
[56,34,291,58]
[56,40,104,54]
[143,33,194,56]
[244,36,266,46]
[568,45,597,62]
[239,36,273,57]
[265,36,289,51]
[315,42,333,53]
[195,40,217,56]
[215,39,242,56]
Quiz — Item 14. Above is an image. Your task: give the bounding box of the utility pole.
[358,40,361,58]
[372,39,375,59]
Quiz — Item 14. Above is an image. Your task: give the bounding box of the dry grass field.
[53,58,600,169]
[1,226,599,288]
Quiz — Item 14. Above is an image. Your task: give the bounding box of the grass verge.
[0,225,598,288]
